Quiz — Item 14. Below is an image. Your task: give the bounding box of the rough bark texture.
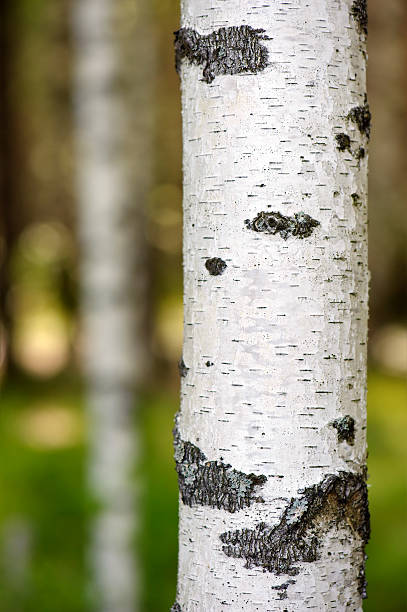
[174,419,267,513]
[205,257,228,276]
[245,211,320,240]
[175,0,368,609]
[175,26,269,84]
[332,415,356,444]
[73,0,154,610]
[220,471,369,575]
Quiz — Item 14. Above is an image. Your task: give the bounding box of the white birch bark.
[175,0,369,610]
[73,1,154,610]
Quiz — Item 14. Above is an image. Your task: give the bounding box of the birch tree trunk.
[174,1,369,609]
[73,1,154,610]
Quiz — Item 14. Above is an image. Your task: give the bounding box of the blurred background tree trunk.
[0,0,22,378]
[73,0,154,610]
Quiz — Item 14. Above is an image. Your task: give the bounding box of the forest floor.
[0,370,405,611]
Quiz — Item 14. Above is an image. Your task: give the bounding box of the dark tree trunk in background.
[0,0,21,378]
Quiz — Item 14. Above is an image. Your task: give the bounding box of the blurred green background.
[0,0,406,610]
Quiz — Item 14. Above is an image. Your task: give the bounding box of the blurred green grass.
[0,371,405,611]
[365,372,407,612]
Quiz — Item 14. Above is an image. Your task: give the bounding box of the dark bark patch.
[332,415,355,444]
[205,257,227,276]
[351,193,362,207]
[358,559,368,599]
[205,360,214,367]
[174,26,269,84]
[335,133,351,152]
[348,103,371,139]
[170,604,182,612]
[272,580,295,600]
[178,358,189,378]
[356,146,366,160]
[220,471,369,575]
[245,211,319,240]
[351,0,368,36]
[173,429,267,513]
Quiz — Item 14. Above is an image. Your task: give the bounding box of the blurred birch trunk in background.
[73,1,154,610]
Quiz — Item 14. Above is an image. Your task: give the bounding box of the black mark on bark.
[174,26,269,84]
[356,146,366,160]
[335,133,351,152]
[272,580,295,600]
[348,102,371,139]
[336,134,367,162]
[358,558,368,599]
[205,257,227,276]
[351,193,361,207]
[332,415,355,444]
[205,360,214,367]
[220,471,369,575]
[178,358,189,378]
[351,0,368,36]
[173,428,267,513]
[170,604,182,612]
[245,211,319,240]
